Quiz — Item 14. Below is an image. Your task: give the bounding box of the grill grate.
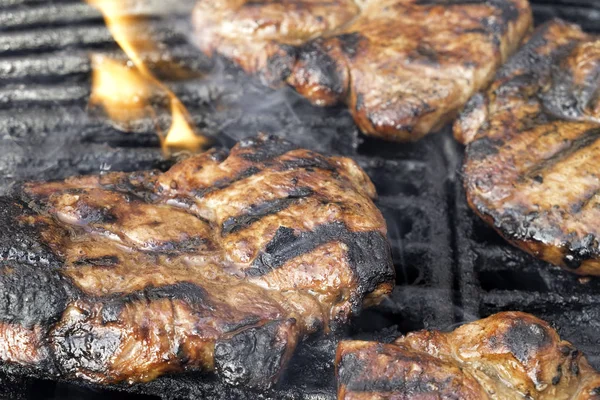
[0,0,600,399]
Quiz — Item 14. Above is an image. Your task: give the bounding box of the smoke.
[166,12,362,155]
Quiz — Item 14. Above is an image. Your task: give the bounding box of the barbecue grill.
[1,0,599,399]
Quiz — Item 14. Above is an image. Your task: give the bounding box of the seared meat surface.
[336,312,600,399]
[193,0,532,141]
[457,20,600,275]
[0,134,394,389]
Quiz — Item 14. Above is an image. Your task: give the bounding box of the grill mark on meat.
[249,225,337,277]
[72,256,120,268]
[100,282,212,324]
[523,128,600,180]
[220,316,263,334]
[248,222,394,299]
[338,351,456,394]
[507,129,600,215]
[570,187,600,214]
[192,156,335,199]
[141,236,214,254]
[221,187,314,236]
[192,166,263,198]
[278,155,335,172]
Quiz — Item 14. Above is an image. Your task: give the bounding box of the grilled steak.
[336,312,600,399]
[193,0,532,141]
[457,20,600,275]
[0,134,394,389]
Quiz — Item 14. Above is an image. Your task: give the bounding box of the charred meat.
[0,134,394,389]
[193,0,532,141]
[457,20,600,275]
[336,312,600,399]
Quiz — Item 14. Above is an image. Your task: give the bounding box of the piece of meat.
[0,134,394,389]
[336,312,600,399]
[457,20,600,275]
[193,0,532,141]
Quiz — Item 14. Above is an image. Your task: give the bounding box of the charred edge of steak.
[0,197,62,269]
[0,197,79,330]
[265,45,297,84]
[214,319,296,388]
[541,56,600,123]
[0,262,75,329]
[496,20,581,82]
[292,39,347,97]
[249,222,394,308]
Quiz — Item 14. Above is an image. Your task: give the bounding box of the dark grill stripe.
[247,222,394,298]
[192,157,336,199]
[221,187,314,236]
[523,127,600,180]
[571,186,600,214]
[192,166,262,198]
[238,135,299,162]
[72,255,119,267]
[100,282,211,324]
[338,349,457,394]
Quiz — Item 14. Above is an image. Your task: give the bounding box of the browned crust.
[336,312,600,399]
[193,0,532,141]
[458,20,600,275]
[0,135,394,388]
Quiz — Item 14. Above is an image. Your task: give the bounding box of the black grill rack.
[0,0,599,399]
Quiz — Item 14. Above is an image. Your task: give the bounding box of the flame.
[89,55,155,127]
[87,0,207,153]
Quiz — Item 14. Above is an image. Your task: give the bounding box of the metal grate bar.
[0,1,196,31]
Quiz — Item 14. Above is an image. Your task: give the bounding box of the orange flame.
[87,0,207,154]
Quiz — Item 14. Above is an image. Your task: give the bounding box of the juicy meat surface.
[336,312,600,399]
[0,134,394,388]
[457,20,600,275]
[193,0,532,141]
